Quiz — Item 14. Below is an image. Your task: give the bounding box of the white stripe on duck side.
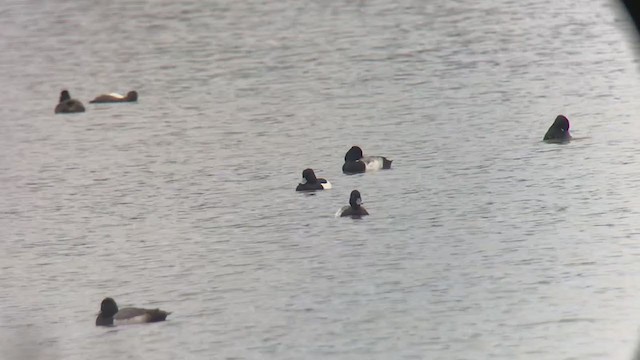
[362,156,385,171]
[320,180,332,189]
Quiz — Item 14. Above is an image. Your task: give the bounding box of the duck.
[295,168,332,191]
[95,297,171,326]
[543,115,572,143]
[342,146,392,174]
[89,90,138,103]
[336,190,369,218]
[54,90,85,113]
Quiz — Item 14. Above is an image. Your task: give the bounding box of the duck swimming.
[89,90,138,103]
[543,115,572,143]
[336,190,369,218]
[296,168,332,191]
[342,146,392,174]
[54,90,85,113]
[95,297,171,326]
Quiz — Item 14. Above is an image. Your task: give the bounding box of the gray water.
[2,0,640,359]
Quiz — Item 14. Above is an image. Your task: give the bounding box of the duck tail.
[146,309,171,322]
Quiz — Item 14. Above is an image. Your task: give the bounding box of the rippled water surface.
[3,0,640,359]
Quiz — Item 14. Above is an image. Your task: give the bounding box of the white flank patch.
[321,180,332,189]
[108,93,125,99]
[363,156,384,171]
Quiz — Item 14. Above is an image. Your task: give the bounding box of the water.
[2,0,640,359]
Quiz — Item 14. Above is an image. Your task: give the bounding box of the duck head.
[59,90,70,102]
[100,297,119,317]
[126,91,138,101]
[553,115,570,132]
[345,146,363,162]
[349,190,363,208]
[301,168,318,184]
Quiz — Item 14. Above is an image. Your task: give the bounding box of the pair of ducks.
[296,146,393,218]
[54,89,138,114]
